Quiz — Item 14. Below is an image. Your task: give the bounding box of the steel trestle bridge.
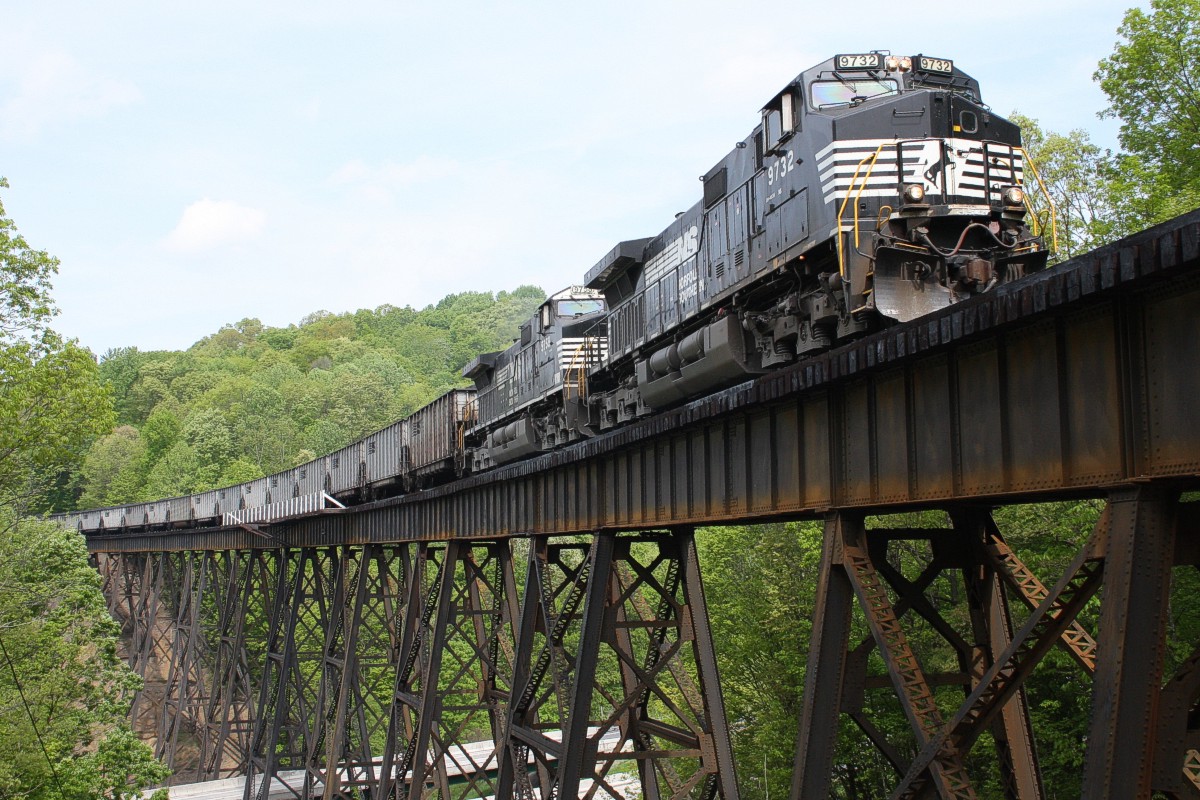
[86,210,1200,799]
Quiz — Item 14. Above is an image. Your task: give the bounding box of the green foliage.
[697,523,821,800]
[1010,114,1117,261]
[1094,0,1200,231]
[0,516,168,798]
[73,289,544,507]
[77,426,147,507]
[1007,1,1200,258]
[1096,0,1200,190]
[0,176,157,792]
[0,179,114,515]
[0,178,57,340]
[0,333,115,513]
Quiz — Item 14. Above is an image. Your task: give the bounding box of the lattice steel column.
[952,512,1044,800]
[497,536,574,800]
[417,541,521,800]
[378,542,447,800]
[157,551,213,777]
[304,546,355,798]
[791,512,856,800]
[203,550,273,779]
[244,547,336,800]
[839,520,978,799]
[310,544,410,799]
[502,531,738,800]
[128,553,173,741]
[1083,487,1178,797]
[892,512,1108,799]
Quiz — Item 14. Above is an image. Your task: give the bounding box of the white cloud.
[0,48,140,139]
[164,199,266,252]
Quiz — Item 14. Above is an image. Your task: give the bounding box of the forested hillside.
[69,288,545,510]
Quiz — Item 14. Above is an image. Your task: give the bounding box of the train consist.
[64,51,1048,533]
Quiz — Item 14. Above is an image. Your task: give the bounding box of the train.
[61,51,1049,533]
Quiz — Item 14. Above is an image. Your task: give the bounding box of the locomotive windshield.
[558,299,604,316]
[811,78,899,108]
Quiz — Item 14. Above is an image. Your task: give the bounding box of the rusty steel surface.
[86,210,1200,555]
[103,531,736,799]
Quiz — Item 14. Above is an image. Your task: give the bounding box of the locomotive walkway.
[91,209,1200,798]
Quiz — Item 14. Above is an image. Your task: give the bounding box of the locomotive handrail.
[561,336,600,403]
[1015,146,1059,254]
[837,141,1058,279]
[457,398,478,451]
[835,142,889,279]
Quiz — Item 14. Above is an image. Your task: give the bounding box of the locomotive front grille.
[559,337,608,371]
[817,137,1024,206]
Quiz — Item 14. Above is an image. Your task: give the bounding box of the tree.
[697,523,820,800]
[0,178,57,341]
[77,426,147,508]
[1095,0,1200,226]
[0,178,113,514]
[1010,114,1117,260]
[0,178,160,794]
[0,516,168,799]
[0,334,115,513]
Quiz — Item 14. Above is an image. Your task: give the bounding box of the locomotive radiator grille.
[559,337,608,372]
[816,137,1025,205]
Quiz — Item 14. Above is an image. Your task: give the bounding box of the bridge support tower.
[792,487,1200,799]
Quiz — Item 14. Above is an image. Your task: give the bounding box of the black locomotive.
[64,52,1047,533]
[462,51,1046,470]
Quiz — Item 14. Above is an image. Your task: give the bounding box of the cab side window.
[762,91,796,157]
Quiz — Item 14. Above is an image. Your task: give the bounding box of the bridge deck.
[88,208,1200,553]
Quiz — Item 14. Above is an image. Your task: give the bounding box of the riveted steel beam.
[1082,488,1178,797]
[87,212,1200,556]
[839,519,978,799]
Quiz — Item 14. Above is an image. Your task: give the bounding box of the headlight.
[885,56,900,71]
[898,56,912,72]
[903,184,926,204]
[1002,186,1025,206]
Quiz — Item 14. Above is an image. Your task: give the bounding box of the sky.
[2,0,1142,355]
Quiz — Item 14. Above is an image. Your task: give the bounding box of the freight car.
[59,51,1049,534]
[60,388,474,533]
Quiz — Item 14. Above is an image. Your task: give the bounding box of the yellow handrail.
[836,143,888,279]
[561,337,599,404]
[457,398,478,451]
[1015,146,1059,255]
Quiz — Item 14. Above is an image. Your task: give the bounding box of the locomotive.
[462,51,1046,470]
[63,51,1048,533]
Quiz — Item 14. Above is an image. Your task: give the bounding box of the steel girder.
[87,212,1200,556]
